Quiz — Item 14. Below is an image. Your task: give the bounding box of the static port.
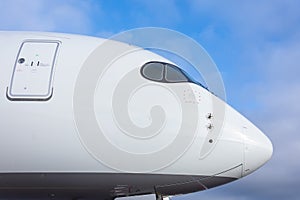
[18,58,25,64]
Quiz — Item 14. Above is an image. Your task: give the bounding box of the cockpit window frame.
[140,62,165,81]
[141,61,191,84]
[164,63,189,83]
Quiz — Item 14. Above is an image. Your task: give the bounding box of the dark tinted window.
[142,62,164,81]
[165,64,188,82]
[141,62,190,83]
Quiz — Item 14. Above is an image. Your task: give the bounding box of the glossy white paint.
[0,32,273,199]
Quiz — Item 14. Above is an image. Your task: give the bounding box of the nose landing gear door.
[7,40,60,101]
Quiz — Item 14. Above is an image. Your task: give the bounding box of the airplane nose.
[242,123,273,176]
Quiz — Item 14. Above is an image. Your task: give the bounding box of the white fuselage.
[0,32,273,200]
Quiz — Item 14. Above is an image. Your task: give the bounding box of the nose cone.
[243,123,273,176]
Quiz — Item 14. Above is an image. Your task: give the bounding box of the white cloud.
[0,0,97,33]
[130,0,181,26]
[191,0,300,40]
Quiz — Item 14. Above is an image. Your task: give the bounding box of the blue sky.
[1,0,300,199]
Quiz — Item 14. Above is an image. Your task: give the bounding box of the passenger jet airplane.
[0,32,273,200]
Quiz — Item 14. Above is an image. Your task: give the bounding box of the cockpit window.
[141,61,209,91]
[141,61,189,83]
[165,64,188,82]
[142,62,164,81]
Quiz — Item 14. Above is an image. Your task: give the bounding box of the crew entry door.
[7,40,60,101]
